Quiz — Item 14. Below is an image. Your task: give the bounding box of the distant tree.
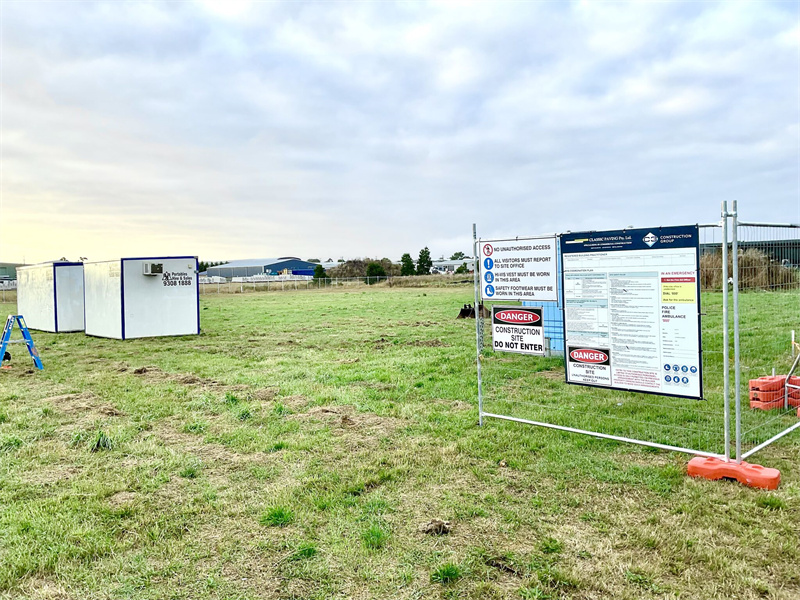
[307,258,321,263]
[366,262,386,284]
[326,258,333,262]
[455,262,469,274]
[400,253,415,276]
[416,247,432,275]
[337,258,345,263]
[450,251,467,261]
[313,264,327,279]
[199,260,225,272]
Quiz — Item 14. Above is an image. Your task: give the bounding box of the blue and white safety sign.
[479,237,558,302]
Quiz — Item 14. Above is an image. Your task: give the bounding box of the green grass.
[361,523,390,550]
[431,563,462,584]
[260,506,294,527]
[1,286,799,599]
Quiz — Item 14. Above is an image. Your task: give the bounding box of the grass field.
[1,287,799,599]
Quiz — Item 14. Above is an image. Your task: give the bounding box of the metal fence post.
[731,200,742,463]
[721,201,731,461]
[473,224,483,426]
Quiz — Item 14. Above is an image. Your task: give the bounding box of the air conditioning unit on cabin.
[143,263,163,276]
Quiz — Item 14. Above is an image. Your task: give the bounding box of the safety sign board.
[479,237,558,302]
[491,306,545,355]
[561,225,702,399]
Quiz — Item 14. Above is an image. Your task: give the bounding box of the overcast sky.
[1,0,797,264]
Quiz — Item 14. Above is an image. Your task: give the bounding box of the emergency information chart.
[561,225,702,399]
[491,306,545,356]
[479,237,558,302]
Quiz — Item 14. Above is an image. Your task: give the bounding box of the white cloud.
[0,0,797,262]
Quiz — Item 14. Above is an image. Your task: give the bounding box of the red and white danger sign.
[491,306,546,356]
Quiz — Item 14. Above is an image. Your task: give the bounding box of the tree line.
[202,249,470,280]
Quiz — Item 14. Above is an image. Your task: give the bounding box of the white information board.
[479,237,558,302]
[491,306,545,355]
[561,226,702,399]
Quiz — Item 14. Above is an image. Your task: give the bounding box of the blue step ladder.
[1,315,44,370]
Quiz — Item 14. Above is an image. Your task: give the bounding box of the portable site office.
[16,262,85,333]
[84,257,200,339]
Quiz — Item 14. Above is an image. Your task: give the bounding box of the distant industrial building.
[431,258,475,274]
[207,257,317,279]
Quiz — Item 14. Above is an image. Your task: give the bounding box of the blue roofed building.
[206,257,317,279]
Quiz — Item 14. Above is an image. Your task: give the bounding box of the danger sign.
[491,306,545,356]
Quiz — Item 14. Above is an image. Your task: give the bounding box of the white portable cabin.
[84,256,200,339]
[16,262,85,332]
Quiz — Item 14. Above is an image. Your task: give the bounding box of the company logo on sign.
[163,271,193,287]
[569,349,609,363]
[495,310,541,325]
[643,232,658,247]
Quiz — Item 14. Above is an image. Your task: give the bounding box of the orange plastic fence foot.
[687,457,780,490]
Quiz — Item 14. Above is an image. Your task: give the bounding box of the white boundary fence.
[200,275,473,294]
[474,202,800,464]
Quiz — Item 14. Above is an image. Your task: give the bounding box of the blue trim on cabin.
[82,265,87,335]
[120,259,126,340]
[195,257,200,334]
[52,264,59,333]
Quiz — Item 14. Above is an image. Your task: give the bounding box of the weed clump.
[273,403,290,416]
[260,506,294,527]
[756,495,786,511]
[540,537,562,554]
[89,430,113,452]
[0,436,22,452]
[288,543,317,561]
[183,421,207,434]
[180,458,203,479]
[431,563,461,584]
[361,524,389,550]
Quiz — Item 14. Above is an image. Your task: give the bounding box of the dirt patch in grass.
[349,381,395,391]
[155,426,250,464]
[18,577,73,599]
[252,387,280,402]
[132,366,248,392]
[532,369,565,381]
[44,392,124,421]
[298,405,403,438]
[107,491,138,507]
[398,320,438,327]
[21,464,82,486]
[406,339,449,347]
[274,394,308,411]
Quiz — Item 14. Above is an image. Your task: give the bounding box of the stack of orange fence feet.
[749,375,800,416]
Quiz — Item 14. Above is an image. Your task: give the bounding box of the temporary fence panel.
[85,257,199,339]
[16,262,84,333]
[475,205,800,466]
[474,221,729,460]
[732,215,800,461]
